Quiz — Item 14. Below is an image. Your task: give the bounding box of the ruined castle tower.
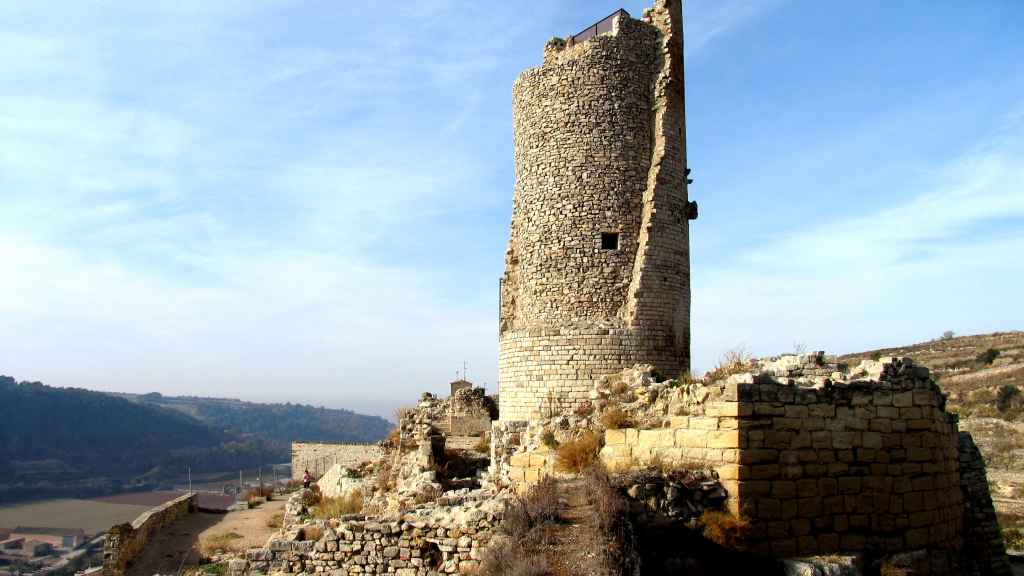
[499,0,695,421]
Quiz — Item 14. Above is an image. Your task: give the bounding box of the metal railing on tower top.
[572,9,630,44]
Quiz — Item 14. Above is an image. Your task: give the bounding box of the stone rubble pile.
[239,489,506,575]
[616,468,727,521]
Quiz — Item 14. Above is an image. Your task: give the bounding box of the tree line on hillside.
[0,375,390,501]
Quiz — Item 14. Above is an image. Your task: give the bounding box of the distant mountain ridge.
[110,391,391,445]
[0,375,390,503]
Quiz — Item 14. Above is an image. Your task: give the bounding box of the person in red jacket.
[302,469,312,489]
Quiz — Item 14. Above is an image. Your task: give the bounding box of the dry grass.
[704,347,753,382]
[554,431,602,474]
[312,490,363,519]
[473,436,490,453]
[610,380,630,395]
[376,457,397,493]
[480,478,560,576]
[299,526,323,542]
[198,532,246,557]
[600,406,632,430]
[698,510,750,550]
[246,486,274,499]
[1004,527,1024,551]
[265,512,283,529]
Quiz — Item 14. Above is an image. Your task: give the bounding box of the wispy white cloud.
[684,0,784,56]
[692,122,1024,372]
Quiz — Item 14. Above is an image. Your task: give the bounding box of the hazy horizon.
[3,1,1023,419]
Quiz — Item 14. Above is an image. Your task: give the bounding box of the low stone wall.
[102,492,196,576]
[243,491,503,575]
[292,442,383,479]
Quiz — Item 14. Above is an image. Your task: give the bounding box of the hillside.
[0,376,390,503]
[112,392,391,446]
[841,331,1024,538]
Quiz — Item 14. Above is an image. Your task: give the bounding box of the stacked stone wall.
[243,491,502,575]
[499,0,692,422]
[599,375,967,558]
[292,442,382,480]
[102,493,196,576]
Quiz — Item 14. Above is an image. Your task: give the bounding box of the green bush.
[976,348,1000,365]
[997,385,1020,413]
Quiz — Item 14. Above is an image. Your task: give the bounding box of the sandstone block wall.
[600,375,968,558]
[499,0,692,422]
[291,442,382,480]
[102,493,195,576]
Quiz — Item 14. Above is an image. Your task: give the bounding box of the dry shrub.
[705,347,753,382]
[481,479,561,576]
[698,510,749,550]
[610,381,629,395]
[245,486,273,501]
[540,429,558,449]
[246,496,262,509]
[383,427,401,450]
[313,490,363,519]
[1004,527,1024,551]
[555,431,601,474]
[479,540,550,576]
[600,406,632,430]
[198,532,245,557]
[301,484,322,507]
[473,436,490,453]
[284,479,303,492]
[574,401,595,417]
[266,512,283,529]
[376,457,397,493]
[299,526,323,542]
[581,464,636,575]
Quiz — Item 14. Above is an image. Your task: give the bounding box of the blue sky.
[1,1,1021,418]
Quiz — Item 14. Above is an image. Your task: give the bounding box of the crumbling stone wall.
[103,493,196,576]
[291,442,382,479]
[601,359,966,558]
[242,490,503,575]
[498,0,693,422]
[400,387,496,452]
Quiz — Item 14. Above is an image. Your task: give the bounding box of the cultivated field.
[0,498,152,534]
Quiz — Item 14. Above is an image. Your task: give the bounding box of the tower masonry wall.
[499,0,692,421]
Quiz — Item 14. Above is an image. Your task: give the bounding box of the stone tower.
[499,0,695,421]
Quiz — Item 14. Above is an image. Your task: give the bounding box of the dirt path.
[545,479,601,575]
[125,499,285,576]
[196,498,285,549]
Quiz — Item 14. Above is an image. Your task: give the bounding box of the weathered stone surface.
[498,0,691,422]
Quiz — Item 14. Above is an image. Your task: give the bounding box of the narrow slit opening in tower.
[601,232,619,250]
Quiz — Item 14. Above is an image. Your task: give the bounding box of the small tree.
[942,330,955,340]
[997,385,1020,413]
[976,348,1000,365]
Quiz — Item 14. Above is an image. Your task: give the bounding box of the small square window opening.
[601,232,619,250]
